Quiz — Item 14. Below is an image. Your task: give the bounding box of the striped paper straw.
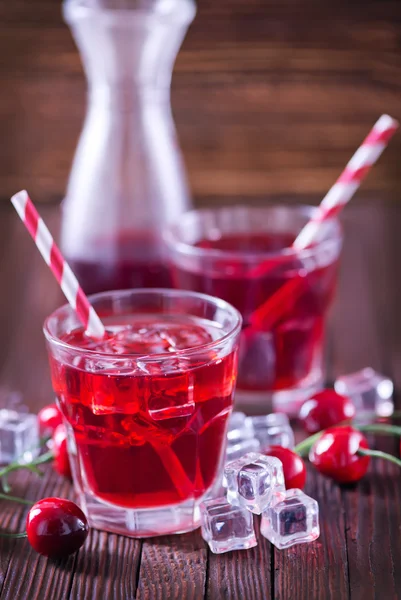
[294,114,399,249]
[250,114,398,328]
[11,190,105,339]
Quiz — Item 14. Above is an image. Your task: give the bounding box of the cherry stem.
[294,423,401,458]
[357,448,401,468]
[294,431,324,457]
[0,450,54,495]
[0,492,32,506]
[0,531,28,539]
[358,424,401,436]
[0,450,54,481]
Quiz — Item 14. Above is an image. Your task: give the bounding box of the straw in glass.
[249,114,399,328]
[11,190,105,339]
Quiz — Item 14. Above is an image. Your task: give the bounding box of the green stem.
[295,423,401,458]
[357,448,401,468]
[0,450,53,482]
[294,431,323,457]
[357,424,401,437]
[0,532,28,539]
[0,492,32,506]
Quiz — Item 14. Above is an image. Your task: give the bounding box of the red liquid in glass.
[49,315,237,509]
[170,233,339,392]
[68,235,172,295]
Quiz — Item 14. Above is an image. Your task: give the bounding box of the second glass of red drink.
[165,205,343,416]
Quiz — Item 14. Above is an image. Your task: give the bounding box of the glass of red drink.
[165,206,343,416]
[44,289,241,537]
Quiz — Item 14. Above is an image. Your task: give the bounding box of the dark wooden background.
[0,0,401,205]
[1,2,401,599]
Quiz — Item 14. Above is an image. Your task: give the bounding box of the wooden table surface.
[0,202,400,600]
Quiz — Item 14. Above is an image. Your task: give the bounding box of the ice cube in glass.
[200,496,257,554]
[261,488,320,549]
[334,368,394,420]
[0,409,39,464]
[225,452,285,514]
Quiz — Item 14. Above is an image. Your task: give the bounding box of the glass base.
[234,371,323,418]
[77,491,201,538]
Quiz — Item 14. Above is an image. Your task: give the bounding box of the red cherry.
[52,425,72,479]
[299,389,356,434]
[37,403,63,437]
[26,497,89,557]
[309,426,370,483]
[265,446,307,489]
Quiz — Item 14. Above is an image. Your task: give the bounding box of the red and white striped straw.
[11,190,105,339]
[293,114,399,250]
[250,114,398,328]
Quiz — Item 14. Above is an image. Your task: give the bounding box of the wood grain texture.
[205,518,272,600]
[329,203,401,600]
[0,202,401,600]
[274,470,349,600]
[1,0,401,203]
[137,531,206,600]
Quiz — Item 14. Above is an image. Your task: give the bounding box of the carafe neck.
[64,0,195,97]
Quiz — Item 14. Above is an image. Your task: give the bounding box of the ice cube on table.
[225,452,286,514]
[0,388,27,412]
[0,409,39,464]
[334,368,394,420]
[261,488,320,549]
[246,414,295,451]
[227,411,253,443]
[200,496,257,554]
[224,415,260,488]
[226,437,261,463]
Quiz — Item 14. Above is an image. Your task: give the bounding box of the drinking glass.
[44,289,241,537]
[165,205,343,415]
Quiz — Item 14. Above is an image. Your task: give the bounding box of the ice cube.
[246,414,295,451]
[200,496,257,554]
[226,437,261,463]
[334,368,394,420]
[261,488,320,549]
[0,409,39,464]
[0,388,27,413]
[225,452,285,514]
[227,411,254,444]
[147,365,195,421]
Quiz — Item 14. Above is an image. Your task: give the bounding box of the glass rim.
[63,0,196,23]
[43,288,242,361]
[163,204,343,263]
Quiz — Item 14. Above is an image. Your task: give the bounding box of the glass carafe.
[61,0,195,294]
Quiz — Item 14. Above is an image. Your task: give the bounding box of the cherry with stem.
[295,423,401,457]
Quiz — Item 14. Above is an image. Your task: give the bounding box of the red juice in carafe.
[170,232,339,393]
[68,234,172,294]
[48,314,237,509]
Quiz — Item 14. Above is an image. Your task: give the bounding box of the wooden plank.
[136,531,206,600]
[1,1,401,202]
[69,530,142,600]
[329,203,401,600]
[274,469,349,600]
[205,519,272,600]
